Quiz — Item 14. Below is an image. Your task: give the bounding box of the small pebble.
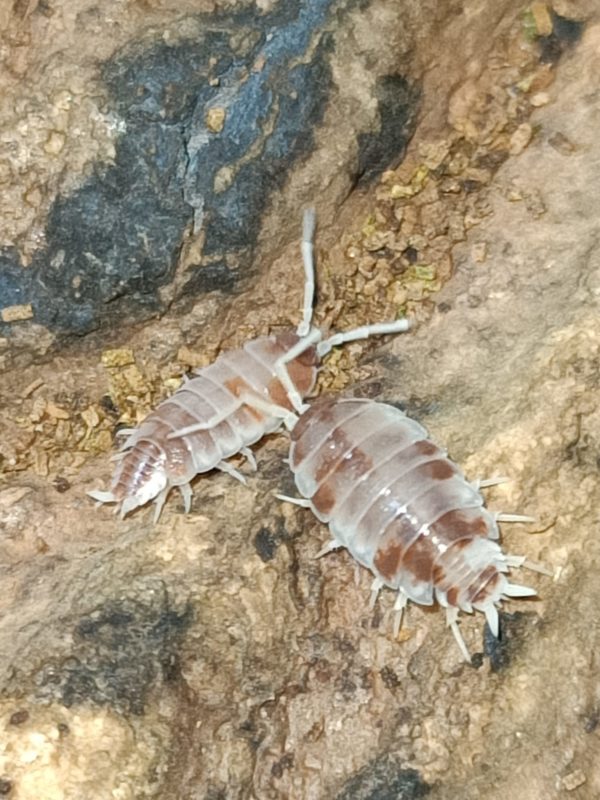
[530,1,553,36]
[20,378,44,398]
[548,131,576,156]
[471,242,488,263]
[561,769,586,791]
[1,304,33,323]
[509,123,533,156]
[206,107,226,133]
[101,348,135,368]
[530,91,550,107]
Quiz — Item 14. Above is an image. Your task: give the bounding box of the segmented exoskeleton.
[89,212,409,520]
[279,397,547,661]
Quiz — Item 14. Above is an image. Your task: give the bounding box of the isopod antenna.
[296,207,317,337]
[317,319,411,358]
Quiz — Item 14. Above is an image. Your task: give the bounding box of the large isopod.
[89,212,409,520]
[279,397,548,661]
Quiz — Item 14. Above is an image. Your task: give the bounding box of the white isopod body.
[280,397,546,661]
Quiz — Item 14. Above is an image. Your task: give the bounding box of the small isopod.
[89,212,409,520]
[278,397,548,661]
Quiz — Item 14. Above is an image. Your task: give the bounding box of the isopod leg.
[88,489,118,505]
[273,329,321,415]
[495,512,536,523]
[275,493,312,508]
[392,592,408,638]
[471,476,510,490]
[504,553,554,577]
[315,539,342,558]
[153,487,170,523]
[502,582,537,598]
[296,207,317,337]
[369,577,384,610]
[115,428,136,438]
[178,482,193,514]
[241,447,257,471]
[446,607,471,663]
[216,460,247,485]
[316,319,411,358]
[482,603,499,637]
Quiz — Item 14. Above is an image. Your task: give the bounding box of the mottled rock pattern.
[32,588,191,714]
[0,0,419,343]
[1,2,600,800]
[336,756,430,799]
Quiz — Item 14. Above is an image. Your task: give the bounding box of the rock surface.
[1,2,600,799]
[0,0,422,348]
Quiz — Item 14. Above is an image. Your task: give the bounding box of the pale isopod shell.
[286,398,537,659]
[90,332,317,519]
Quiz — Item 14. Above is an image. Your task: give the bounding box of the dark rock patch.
[337,754,431,800]
[32,589,192,715]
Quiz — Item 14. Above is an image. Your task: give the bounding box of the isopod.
[278,397,547,661]
[89,211,409,520]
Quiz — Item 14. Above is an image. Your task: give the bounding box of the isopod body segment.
[283,397,538,660]
[90,332,319,519]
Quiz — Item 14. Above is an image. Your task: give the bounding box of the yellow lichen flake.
[530,2,553,36]
[101,348,136,368]
[412,265,436,282]
[120,364,149,396]
[316,16,553,346]
[45,402,70,421]
[81,406,101,429]
[1,304,34,323]
[206,107,226,133]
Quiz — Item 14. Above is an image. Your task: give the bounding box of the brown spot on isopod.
[270,331,299,353]
[402,535,435,583]
[224,377,264,421]
[450,537,475,550]
[266,354,316,411]
[266,377,293,411]
[421,459,456,480]
[313,426,354,482]
[432,562,447,586]
[374,540,404,582]
[291,402,338,466]
[446,586,460,606]
[468,566,501,604]
[432,509,490,542]
[311,481,336,516]
[291,397,337,443]
[224,376,249,398]
[287,352,318,391]
[412,439,439,457]
[258,333,318,411]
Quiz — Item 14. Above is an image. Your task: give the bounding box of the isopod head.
[88,444,169,519]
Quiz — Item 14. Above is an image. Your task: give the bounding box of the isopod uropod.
[89,211,409,520]
[279,397,545,661]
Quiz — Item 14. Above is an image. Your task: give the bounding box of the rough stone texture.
[1,2,600,800]
[0,0,423,348]
[336,757,430,800]
[375,20,600,798]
